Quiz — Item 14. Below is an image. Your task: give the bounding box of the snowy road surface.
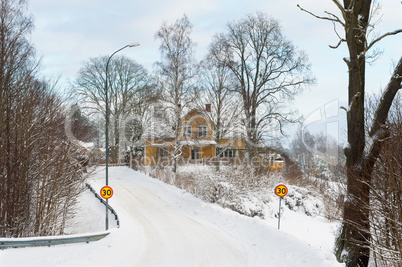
[0,167,343,267]
[115,176,248,266]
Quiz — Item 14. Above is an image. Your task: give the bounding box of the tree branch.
[364,29,402,56]
[363,56,402,177]
[297,4,345,27]
[329,38,346,49]
[369,56,402,136]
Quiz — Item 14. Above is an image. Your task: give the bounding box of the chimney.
[205,104,211,112]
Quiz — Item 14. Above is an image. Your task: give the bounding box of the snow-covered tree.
[290,128,345,183]
[217,12,315,154]
[154,14,198,173]
[299,1,402,266]
[196,36,243,169]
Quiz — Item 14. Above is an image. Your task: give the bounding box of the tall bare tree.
[298,1,402,266]
[196,36,243,169]
[0,0,86,238]
[154,14,197,173]
[71,55,151,162]
[218,12,314,154]
[0,0,35,237]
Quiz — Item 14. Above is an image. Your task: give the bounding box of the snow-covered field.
[0,167,344,266]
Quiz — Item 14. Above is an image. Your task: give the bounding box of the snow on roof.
[179,140,217,146]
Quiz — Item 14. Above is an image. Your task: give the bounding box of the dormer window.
[198,125,207,138]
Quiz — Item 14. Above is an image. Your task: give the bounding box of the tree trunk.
[336,53,402,266]
[297,1,401,265]
[335,1,371,266]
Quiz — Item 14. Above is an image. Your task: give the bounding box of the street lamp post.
[105,42,140,231]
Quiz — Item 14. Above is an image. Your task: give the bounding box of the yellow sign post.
[275,184,288,230]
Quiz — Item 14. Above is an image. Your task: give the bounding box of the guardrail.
[0,183,121,249]
[0,232,110,249]
[86,183,120,228]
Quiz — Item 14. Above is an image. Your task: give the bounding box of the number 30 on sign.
[275,184,288,198]
[100,186,114,199]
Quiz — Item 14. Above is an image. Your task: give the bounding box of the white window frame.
[183,125,192,138]
[191,148,201,160]
[216,148,237,158]
[198,125,207,138]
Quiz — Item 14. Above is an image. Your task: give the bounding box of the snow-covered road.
[114,176,248,266]
[0,167,343,267]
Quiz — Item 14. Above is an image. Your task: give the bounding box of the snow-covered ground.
[0,167,344,267]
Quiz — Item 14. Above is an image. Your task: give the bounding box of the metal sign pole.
[100,186,114,231]
[106,199,109,230]
[278,197,282,230]
[274,184,287,230]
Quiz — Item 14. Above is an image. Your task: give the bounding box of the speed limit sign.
[100,186,114,199]
[275,184,288,230]
[275,184,288,198]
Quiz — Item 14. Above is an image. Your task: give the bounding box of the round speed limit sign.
[100,186,114,199]
[275,184,288,198]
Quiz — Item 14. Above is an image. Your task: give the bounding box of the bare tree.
[366,93,401,266]
[0,0,86,238]
[70,103,98,143]
[29,81,86,236]
[1,76,85,237]
[298,1,402,266]
[196,36,243,170]
[217,12,314,154]
[123,86,158,168]
[154,14,198,173]
[71,55,151,162]
[0,0,36,237]
[290,127,346,184]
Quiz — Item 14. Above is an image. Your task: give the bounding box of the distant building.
[144,108,245,166]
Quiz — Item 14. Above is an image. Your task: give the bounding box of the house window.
[158,147,170,159]
[198,125,207,138]
[216,148,237,158]
[191,148,201,160]
[157,147,170,165]
[183,125,192,138]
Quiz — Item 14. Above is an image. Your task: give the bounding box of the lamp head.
[128,42,140,47]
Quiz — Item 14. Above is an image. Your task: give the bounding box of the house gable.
[179,109,214,140]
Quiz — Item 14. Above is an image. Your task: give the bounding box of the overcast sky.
[28,0,401,145]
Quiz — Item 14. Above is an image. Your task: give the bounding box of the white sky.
[28,0,402,144]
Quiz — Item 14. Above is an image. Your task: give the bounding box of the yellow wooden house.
[144,108,245,166]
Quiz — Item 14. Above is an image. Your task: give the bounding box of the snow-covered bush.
[283,186,323,217]
[149,164,328,221]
